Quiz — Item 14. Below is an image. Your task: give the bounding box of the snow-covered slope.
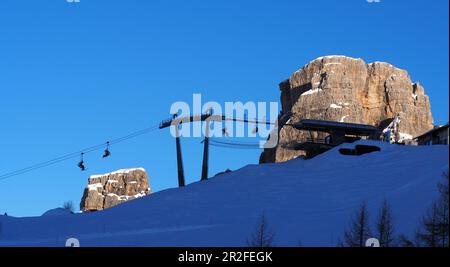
[0,141,448,246]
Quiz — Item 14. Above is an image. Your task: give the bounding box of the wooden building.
[414,124,449,146]
[283,119,381,158]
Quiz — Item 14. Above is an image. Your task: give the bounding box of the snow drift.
[0,141,448,246]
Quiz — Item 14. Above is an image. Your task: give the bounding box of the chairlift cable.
[210,139,261,147]
[0,114,272,181]
[0,123,160,181]
[209,143,262,150]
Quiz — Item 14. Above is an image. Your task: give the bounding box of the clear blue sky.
[0,0,448,217]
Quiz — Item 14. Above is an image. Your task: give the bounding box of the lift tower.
[159,113,276,187]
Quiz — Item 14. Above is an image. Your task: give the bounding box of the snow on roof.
[90,168,146,179]
[398,132,413,142]
[414,124,450,139]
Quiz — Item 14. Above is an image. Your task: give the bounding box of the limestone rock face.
[80,168,151,212]
[261,56,434,163]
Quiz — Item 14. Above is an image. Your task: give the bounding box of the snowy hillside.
[0,141,448,247]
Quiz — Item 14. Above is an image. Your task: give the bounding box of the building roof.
[291,119,379,136]
[414,124,449,140]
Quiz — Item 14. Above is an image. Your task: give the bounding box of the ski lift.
[222,127,229,137]
[252,118,259,134]
[102,141,111,158]
[205,107,213,116]
[78,153,86,171]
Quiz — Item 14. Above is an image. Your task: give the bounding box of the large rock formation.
[261,55,434,163]
[80,168,151,212]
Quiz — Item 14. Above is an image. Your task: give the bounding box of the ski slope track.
[0,141,448,246]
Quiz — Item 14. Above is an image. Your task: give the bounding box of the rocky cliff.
[260,55,434,163]
[80,168,151,212]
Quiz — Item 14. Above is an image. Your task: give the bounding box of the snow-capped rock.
[261,56,434,163]
[80,168,151,212]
